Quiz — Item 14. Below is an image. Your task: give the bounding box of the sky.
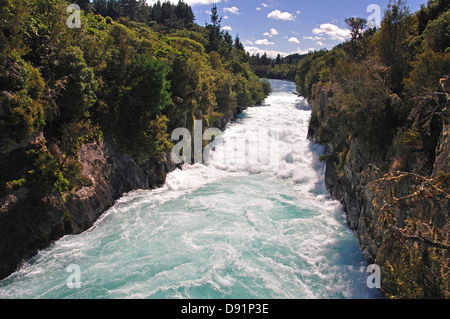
[146,0,427,58]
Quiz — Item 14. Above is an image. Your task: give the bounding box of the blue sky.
[147,0,427,58]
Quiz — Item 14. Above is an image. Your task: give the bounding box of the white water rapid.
[0,79,381,299]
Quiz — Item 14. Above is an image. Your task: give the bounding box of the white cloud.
[296,47,315,55]
[288,37,300,43]
[316,41,324,46]
[303,36,324,41]
[312,23,351,41]
[245,46,286,59]
[255,39,275,45]
[147,0,223,6]
[245,46,314,59]
[223,6,240,15]
[264,28,278,37]
[222,26,232,31]
[262,3,269,7]
[267,10,295,21]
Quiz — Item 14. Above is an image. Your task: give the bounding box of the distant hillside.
[249,53,307,81]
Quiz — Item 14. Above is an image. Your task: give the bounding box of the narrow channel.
[0,79,380,299]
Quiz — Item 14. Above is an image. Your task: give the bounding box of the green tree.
[275,54,281,65]
[74,0,91,11]
[0,0,30,57]
[344,17,370,58]
[51,46,98,123]
[206,4,222,52]
[372,0,411,94]
[234,34,244,50]
[119,54,172,161]
[404,50,450,95]
[0,54,45,144]
[422,10,450,52]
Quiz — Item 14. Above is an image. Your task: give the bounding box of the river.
[0,79,380,299]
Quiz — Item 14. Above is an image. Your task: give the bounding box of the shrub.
[422,10,450,52]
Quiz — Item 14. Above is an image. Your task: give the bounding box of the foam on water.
[0,80,381,299]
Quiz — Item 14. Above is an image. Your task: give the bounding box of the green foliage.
[417,0,450,34]
[422,10,450,52]
[52,46,98,123]
[250,53,306,81]
[27,146,70,197]
[146,115,174,156]
[371,0,415,94]
[0,0,31,56]
[170,36,204,56]
[294,0,450,299]
[60,121,102,159]
[0,54,45,143]
[261,78,272,96]
[0,0,270,200]
[333,59,396,143]
[295,50,328,99]
[319,68,331,85]
[205,4,222,53]
[170,27,208,49]
[23,17,51,67]
[118,54,172,162]
[404,49,450,95]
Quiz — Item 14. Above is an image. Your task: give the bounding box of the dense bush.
[295,0,450,299]
[0,0,271,198]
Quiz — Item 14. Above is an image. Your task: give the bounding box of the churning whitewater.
[0,80,380,299]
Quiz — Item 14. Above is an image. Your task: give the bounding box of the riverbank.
[0,98,258,281]
[0,79,378,299]
[307,83,450,298]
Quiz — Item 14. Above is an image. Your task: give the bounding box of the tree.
[261,52,270,66]
[234,34,244,50]
[422,10,450,52]
[220,30,233,57]
[373,0,411,94]
[275,54,281,65]
[345,17,368,41]
[404,50,450,95]
[344,17,371,58]
[73,0,91,11]
[206,4,222,52]
[145,0,194,30]
[0,54,45,143]
[118,54,172,161]
[175,0,195,27]
[0,0,30,57]
[52,46,98,124]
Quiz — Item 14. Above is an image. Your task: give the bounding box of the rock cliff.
[307,84,450,298]
[0,140,175,280]
[0,105,248,281]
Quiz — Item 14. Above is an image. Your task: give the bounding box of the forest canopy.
[0,0,270,198]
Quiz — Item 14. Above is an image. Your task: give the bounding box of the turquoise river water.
[0,79,381,299]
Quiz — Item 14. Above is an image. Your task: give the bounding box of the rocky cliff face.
[0,140,175,280]
[307,84,450,298]
[0,106,248,281]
